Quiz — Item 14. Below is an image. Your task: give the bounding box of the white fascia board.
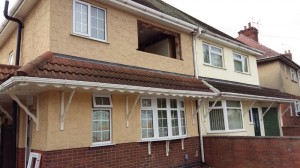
[221,92,296,103]
[105,0,198,33]
[200,30,264,56]
[0,77,218,98]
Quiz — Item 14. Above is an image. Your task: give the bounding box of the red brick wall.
[280,104,300,136]
[31,137,201,168]
[17,148,25,168]
[204,136,300,168]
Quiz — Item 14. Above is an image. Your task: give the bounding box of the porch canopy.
[0,52,217,126]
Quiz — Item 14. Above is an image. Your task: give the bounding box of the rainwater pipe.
[3,0,23,167]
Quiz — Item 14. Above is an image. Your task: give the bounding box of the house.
[237,23,300,136]
[0,0,297,168]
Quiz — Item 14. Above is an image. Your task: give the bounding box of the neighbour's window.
[137,21,181,59]
[141,98,186,140]
[203,43,223,68]
[92,95,112,145]
[290,68,297,82]
[8,52,14,65]
[295,101,300,116]
[233,53,249,73]
[73,0,107,41]
[208,100,243,131]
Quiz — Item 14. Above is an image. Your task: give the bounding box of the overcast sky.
[0,0,299,64]
[162,0,300,64]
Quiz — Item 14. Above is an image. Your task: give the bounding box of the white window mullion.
[87,3,91,37]
[223,100,229,131]
[166,98,172,137]
[177,100,182,136]
[153,98,159,138]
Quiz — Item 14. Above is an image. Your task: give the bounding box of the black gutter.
[3,0,23,167]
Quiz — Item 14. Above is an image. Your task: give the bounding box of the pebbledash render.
[0,0,298,168]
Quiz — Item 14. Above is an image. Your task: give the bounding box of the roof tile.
[0,64,20,83]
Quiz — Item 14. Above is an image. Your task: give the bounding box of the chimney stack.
[284,50,293,60]
[238,22,259,42]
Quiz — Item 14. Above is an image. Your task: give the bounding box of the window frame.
[92,108,112,146]
[233,53,249,74]
[8,52,14,65]
[93,95,112,108]
[207,100,244,133]
[295,101,300,116]
[290,68,298,82]
[140,97,187,141]
[202,43,224,68]
[73,0,107,42]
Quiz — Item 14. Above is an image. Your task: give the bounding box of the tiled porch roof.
[201,77,296,100]
[5,52,213,93]
[0,64,20,83]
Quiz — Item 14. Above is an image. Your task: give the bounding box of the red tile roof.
[236,34,280,58]
[12,52,212,92]
[0,64,20,83]
[202,77,296,100]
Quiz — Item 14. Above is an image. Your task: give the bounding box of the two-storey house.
[237,23,300,136]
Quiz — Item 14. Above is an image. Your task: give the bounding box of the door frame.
[250,107,265,136]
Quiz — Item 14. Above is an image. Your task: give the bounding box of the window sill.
[234,70,251,75]
[291,79,298,83]
[136,50,183,61]
[249,122,255,125]
[90,142,115,148]
[207,130,246,134]
[70,33,110,44]
[203,63,226,70]
[139,136,189,142]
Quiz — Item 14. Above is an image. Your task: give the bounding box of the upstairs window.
[141,98,186,140]
[8,52,14,65]
[137,21,181,59]
[290,68,297,82]
[92,95,112,145]
[233,53,249,73]
[208,100,243,132]
[73,0,107,41]
[203,43,223,68]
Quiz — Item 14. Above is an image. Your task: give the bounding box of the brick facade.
[280,104,300,136]
[17,148,25,168]
[22,137,202,168]
[204,136,300,168]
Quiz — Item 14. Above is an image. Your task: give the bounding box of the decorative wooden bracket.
[9,94,39,131]
[204,96,221,121]
[263,102,274,117]
[247,101,257,114]
[126,95,140,128]
[281,103,291,117]
[192,99,205,124]
[60,90,75,130]
[0,105,13,121]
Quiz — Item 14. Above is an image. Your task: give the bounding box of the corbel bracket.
[60,90,75,130]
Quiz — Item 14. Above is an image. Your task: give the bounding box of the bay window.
[141,98,186,140]
[73,0,107,41]
[208,100,243,132]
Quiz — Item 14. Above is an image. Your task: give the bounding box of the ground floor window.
[92,95,112,145]
[208,100,243,132]
[141,97,186,140]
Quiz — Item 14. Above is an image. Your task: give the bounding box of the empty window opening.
[137,21,181,59]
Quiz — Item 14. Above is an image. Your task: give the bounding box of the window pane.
[98,30,105,40]
[171,110,179,136]
[180,111,186,135]
[98,9,105,19]
[203,44,210,63]
[141,110,154,138]
[209,101,222,107]
[211,53,223,67]
[142,99,151,107]
[180,101,184,108]
[170,99,177,108]
[211,46,222,53]
[92,110,110,143]
[234,60,243,72]
[226,101,241,107]
[244,58,248,72]
[91,7,97,17]
[95,97,110,106]
[157,98,166,108]
[91,27,97,38]
[233,54,241,59]
[209,109,225,130]
[227,109,243,130]
[158,110,168,137]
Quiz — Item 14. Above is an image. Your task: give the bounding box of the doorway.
[251,108,261,136]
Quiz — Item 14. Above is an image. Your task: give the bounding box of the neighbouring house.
[237,23,300,136]
[0,0,298,168]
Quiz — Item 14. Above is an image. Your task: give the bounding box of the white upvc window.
[295,101,300,116]
[92,95,112,145]
[203,43,224,68]
[8,52,14,65]
[233,53,249,73]
[208,100,244,132]
[141,97,187,140]
[290,68,297,82]
[73,0,107,41]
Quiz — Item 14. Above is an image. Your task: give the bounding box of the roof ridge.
[16,51,54,76]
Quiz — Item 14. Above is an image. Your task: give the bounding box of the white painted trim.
[126,94,140,127]
[233,52,250,74]
[92,94,112,108]
[90,142,115,147]
[221,92,295,103]
[0,77,217,98]
[202,43,224,68]
[197,99,205,162]
[60,90,76,130]
[92,108,112,145]
[26,152,41,168]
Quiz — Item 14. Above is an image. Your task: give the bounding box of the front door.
[263,107,280,136]
[252,108,261,136]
